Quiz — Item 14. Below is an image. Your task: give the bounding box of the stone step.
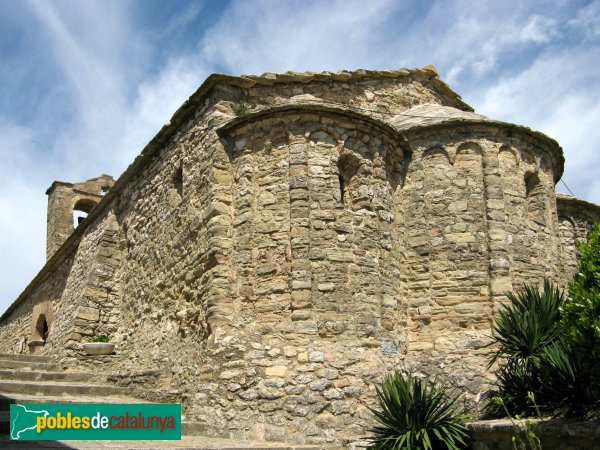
[0,392,150,410]
[0,353,53,363]
[0,359,61,371]
[0,380,127,398]
[0,369,107,383]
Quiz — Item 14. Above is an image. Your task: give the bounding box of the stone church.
[1,66,599,442]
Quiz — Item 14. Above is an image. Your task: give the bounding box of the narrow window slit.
[339,175,346,204]
[173,164,183,197]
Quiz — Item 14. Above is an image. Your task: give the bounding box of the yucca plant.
[487,359,539,418]
[487,280,564,417]
[367,372,469,450]
[490,280,564,367]
[537,341,598,417]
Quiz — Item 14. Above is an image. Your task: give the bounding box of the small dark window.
[525,172,541,197]
[173,164,183,197]
[338,175,346,203]
[100,186,109,196]
[35,314,49,342]
[337,154,360,208]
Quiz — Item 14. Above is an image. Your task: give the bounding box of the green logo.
[10,403,181,440]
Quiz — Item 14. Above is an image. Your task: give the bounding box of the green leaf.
[366,372,469,449]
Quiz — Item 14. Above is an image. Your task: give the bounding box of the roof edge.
[396,117,565,183]
[556,193,600,215]
[218,102,409,146]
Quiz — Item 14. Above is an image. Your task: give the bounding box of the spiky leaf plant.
[490,280,564,367]
[487,280,564,417]
[367,372,469,450]
[486,359,539,418]
[538,342,598,417]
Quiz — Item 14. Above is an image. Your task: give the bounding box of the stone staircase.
[0,353,147,436]
[0,354,327,449]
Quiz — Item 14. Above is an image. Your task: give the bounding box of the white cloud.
[200,0,398,74]
[520,15,559,44]
[0,125,49,307]
[568,0,600,41]
[476,45,600,203]
[120,57,210,169]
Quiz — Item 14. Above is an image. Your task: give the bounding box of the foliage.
[487,359,538,417]
[488,223,600,419]
[536,342,596,417]
[366,372,469,450]
[92,334,110,343]
[489,280,563,368]
[561,223,600,370]
[558,222,600,417]
[486,281,564,417]
[231,99,250,117]
[491,393,542,450]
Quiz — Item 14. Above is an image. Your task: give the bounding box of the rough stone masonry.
[1,66,599,444]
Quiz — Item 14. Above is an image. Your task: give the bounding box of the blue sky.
[1,0,600,313]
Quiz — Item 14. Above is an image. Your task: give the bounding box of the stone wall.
[0,68,598,444]
[469,419,600,450]
[556,194,600,287]
[0,254,73,354]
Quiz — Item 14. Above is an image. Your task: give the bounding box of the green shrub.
[367,372,469,450]
[487,359,538,417]
[231,99,250,117]
[92,334,110,343]
[556,223,600,417]
[561,223,600,368]
[488,224,600,419]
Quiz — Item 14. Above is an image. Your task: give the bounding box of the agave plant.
[367,372,469,450]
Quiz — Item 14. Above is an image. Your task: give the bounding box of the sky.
[1,0,600,314]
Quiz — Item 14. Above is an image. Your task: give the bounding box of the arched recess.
[498,145,518,172]
[337,152,361,209]
[422,146,451,166]
[451,142,488,309]
[73,198,98,228]
[35,314,49,341]
[524,170,547,226]
[30,299,53,352]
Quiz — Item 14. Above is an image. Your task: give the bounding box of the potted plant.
[82,334,115,356]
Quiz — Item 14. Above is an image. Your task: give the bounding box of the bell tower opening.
[72,199,98,228]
